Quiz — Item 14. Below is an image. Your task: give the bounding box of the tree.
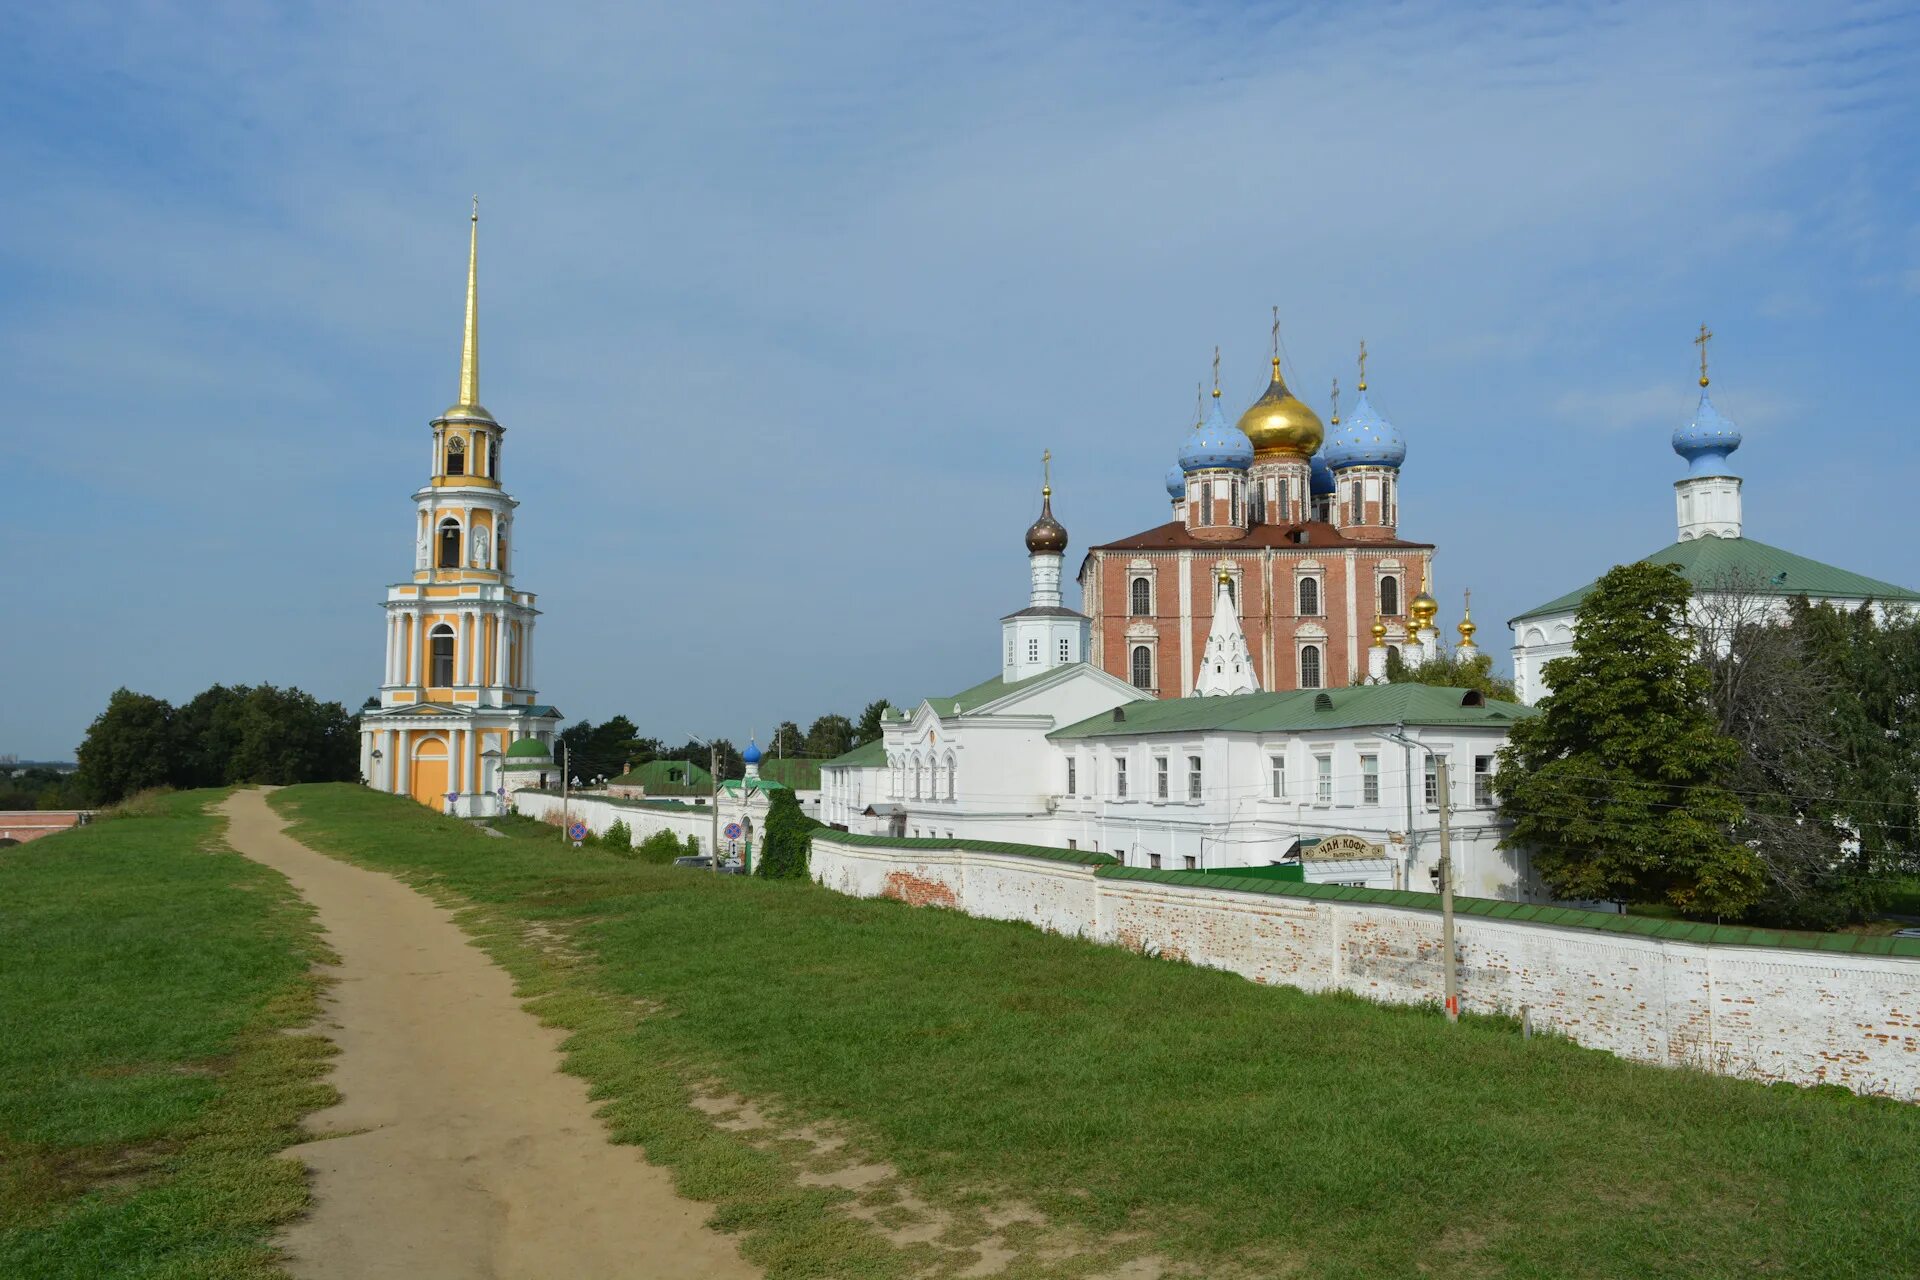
[74,689,177,804]
[756,787,819,879]
[803,714,855,760]
[770,721,805,758]
[854,699,892,746]
[1496,562,1761,916]
[557,715,639,784]
[1385,647,1517,702]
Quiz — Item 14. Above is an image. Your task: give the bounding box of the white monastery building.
[822,472,1539,897]
[358,206,561,814]
[1510,331,1920,703]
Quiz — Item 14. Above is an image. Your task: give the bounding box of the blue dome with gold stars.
[1165,462,1186,498]
[1324,388,1405,470]
[1179,394,1254,472]
[1309,451,1335,496]
[1673,391,1741,477]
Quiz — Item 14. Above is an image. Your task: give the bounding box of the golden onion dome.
[1237,358,1325,460]
[1370,619,1388,646]
[1458,615,1478,642]
[1410,590,1438,626]
[1025,486,1068,555]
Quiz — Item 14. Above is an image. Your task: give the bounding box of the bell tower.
[358,202,561,816]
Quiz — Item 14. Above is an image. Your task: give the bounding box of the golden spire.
[1457,587,1477,643]
[1357,339,1369,392]
[1212,346,1222,398]
[1695,323,1712,387]
[1042,447,1052,498]
[459,197,480,409]
[1330,377,1341,426]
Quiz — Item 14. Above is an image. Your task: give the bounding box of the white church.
[821,468,1541,898]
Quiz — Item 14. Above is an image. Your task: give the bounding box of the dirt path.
[220,790,759,1280]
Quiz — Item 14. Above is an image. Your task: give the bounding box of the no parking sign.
[568,821,588,848]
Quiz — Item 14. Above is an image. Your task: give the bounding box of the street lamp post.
[688,735,722,875]
[1385,724,1458,1024]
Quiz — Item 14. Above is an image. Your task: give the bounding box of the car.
[672,855,746,875]
[1892,926,1920,939]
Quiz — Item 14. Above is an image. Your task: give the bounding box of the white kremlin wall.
[810,834,1920,1102]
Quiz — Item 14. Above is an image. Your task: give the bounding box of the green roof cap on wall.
[505,737,551,759]
[1048,684,1534,741]
[611,759,714,792]
[1511,535,1920,623]
[887,669,1057,721]
[822,738,887,769]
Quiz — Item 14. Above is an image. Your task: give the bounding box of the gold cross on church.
[1042,448,1051,495]
[1695,323,1712,387]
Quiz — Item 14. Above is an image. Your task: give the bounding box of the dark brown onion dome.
[1025,488,1069,555]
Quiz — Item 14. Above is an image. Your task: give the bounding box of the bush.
[604,819,632,853]
[757,789,820,879]
[635,829,684,865]
[96,786,177,821]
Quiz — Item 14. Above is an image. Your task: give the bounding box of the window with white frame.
[1187,755,1202,801]
[1315,753,1332,803]
[1379,575,1400,616]
[1298,576,1320,616]
[1115,757,1128,798]
[1269,755,1286,799]
[1300,644,1322,689]
[1155,757,1169,799]
[1057,637,1070,663]
[1361,753,1379,805]
[1424,757,1440,809]
[1150,852,1162,869]
[1131,576,1152,616]
[1183,855,1197,870]
[1027,638,1039,663]
[1066,757,1077,796]
[1474,755,1495,806]
[1130,645,1153,690]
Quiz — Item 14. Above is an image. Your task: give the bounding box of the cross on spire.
[1270,306,1282,376]
[1042,448,1051,496]
[1695,323,1713,387]
[1357,339,1369,391]
[1330,377,1341,423]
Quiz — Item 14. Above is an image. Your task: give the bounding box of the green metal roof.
[1512,535,1920,623]
[722,777,790,796]
[611,759,713,793]
[505,737,551,759]
[829,830,1118,867]
[1096,866,1920,958]
[822,738,887,770]
[755,757,821,790]
[1048,683,1535,741]
[888,670,1056,721]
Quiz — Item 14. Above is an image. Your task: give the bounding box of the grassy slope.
[275,784,1920,1280]
[0,790,333,1279]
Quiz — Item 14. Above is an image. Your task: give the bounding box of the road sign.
[724,822,743,841]
[567,821,588,842]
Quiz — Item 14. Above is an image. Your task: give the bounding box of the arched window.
[1300,644,1322,689]
[429,624,456,687]
[945,752,957,801]
[1379,575,1400,616]
[437,518,462,569]
[1200,480,1214,526]
[1130,645,1153,690]
[446,434,466,476]
[490,437,501,479]
[1250,484,1266,525]
[1298,577,1319,616]
[912,759,922,799]
[498,531,508,573]
[1131,576,1151,616]
[1224,578,1236,607]
[474,434,487,477]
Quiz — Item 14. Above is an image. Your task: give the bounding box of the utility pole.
[560,741,571,841]
[710,743,721,876]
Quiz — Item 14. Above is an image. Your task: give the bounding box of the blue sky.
[3,1,1918,759]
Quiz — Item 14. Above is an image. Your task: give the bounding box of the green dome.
[506,737,552,760]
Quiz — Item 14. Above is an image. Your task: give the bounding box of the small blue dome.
[1164,462,1186,499]
[1323,389,1406,470]
[1673,390,1741,477]
[1179,395,1253,473]
[742,739,762,765]
[1309,451,1335,496]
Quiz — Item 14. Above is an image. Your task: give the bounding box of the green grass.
[0,789,333,1279]
[274,784,1920,1279]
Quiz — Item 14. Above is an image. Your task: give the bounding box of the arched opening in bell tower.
[437,518,462,569]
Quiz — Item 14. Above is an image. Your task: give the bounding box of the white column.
[360,731,373,783]
[396,730,411,795]
[525,618,536,692]
[493,613,508,690]
[464,610,477,685]
[382,728,395,792]
[455,728,469,795]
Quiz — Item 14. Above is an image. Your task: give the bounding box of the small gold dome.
[1457,615,1478,642]
[1236,358,1325,460]
[1410,591,1438,625]
[1370,619,1388,646]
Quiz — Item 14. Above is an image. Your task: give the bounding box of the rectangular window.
[1183,855,1197,871]
[1187,755,1203,801]
[1424,757,1441,809]
[1027,638,1040,663]
[1269,755,1286,799]
[1150,853,1162,870]
[1116,758,1129,798]
[1315,754,1332,804]
[1155,757,1169,800]
[1058,637,1070,663]
[1475,755,1495,807]
[1066,758,1077,796]
[1361,754,1379,805]
[1067,838,1077,850]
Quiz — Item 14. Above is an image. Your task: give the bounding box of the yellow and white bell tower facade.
[358,203,561,815]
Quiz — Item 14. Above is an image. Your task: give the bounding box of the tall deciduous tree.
[1385,648,1517,702]
[803,714,855,760]
[1497,562,1760,916]
[770,721,805,758]
[854,699,892,745]
[75,689,177,804]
